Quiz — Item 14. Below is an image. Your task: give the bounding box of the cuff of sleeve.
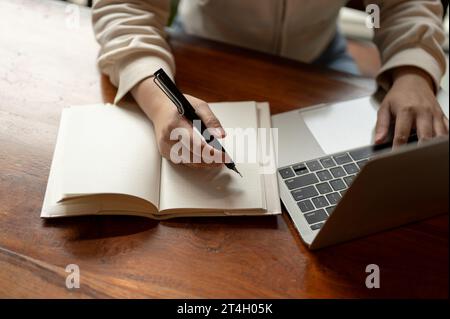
[113,55,175,104]
[376,47,445,94]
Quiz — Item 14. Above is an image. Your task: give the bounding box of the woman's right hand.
[131,77,227,168]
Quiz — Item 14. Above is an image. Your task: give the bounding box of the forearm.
[392,66,435,92]
[132,77,167,120]
[92,0,175,103]
[368,0,446,92]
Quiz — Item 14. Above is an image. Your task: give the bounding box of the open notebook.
[41,101,281,219]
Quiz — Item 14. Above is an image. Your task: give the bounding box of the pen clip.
[153,74,185,116]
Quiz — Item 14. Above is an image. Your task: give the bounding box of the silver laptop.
[271,92,449,249]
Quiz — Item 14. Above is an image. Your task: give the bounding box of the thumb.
[190,99,226,138]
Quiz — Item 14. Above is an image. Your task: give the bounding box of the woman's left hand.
[375,66,449,148]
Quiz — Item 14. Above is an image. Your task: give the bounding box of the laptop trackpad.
[301,96,378,154]
[301,91,450,155]
[272,110,326,167]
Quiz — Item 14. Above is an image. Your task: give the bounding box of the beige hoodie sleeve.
[92,0,446,103]
[368,0,447,93]
[92,0,175,103]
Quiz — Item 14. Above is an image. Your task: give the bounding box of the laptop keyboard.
[278,144,392,231]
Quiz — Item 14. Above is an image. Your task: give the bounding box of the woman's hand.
[132,77,227,168]
[375,66,449,148]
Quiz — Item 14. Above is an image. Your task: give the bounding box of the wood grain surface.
[0,0,447,298]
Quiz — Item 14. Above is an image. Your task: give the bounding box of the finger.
[191,127,226,164]
[416,112,433,143]
[175,121,205,160]
[192,101,226,138]
[168,137,224,167]
[393,110,414,148]
[164,120,204,163]
[444,116,449,133]
[184,162,223,169]
[375,103,391,144]
[177,120,226,165]
[160,132,191,164]
[433,113,448,137]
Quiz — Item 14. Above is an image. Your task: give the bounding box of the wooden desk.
[0,0,447,298]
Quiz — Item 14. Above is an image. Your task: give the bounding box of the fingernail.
[208,128,220,138]
[210,128,225,138]
[218,127,226,137]
[375,132,384,144]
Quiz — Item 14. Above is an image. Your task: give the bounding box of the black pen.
[152,68,243,177]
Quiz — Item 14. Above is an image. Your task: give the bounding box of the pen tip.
[232,167,243,178]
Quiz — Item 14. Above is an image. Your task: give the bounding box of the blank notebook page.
[60,104,161,206]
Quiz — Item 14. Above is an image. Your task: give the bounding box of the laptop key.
[340,190,347,197]
[304,209,328,224]
[316,170,333,181]
[349,146,374,161]
[316,182,332,194]
[326,192,341,205]
[305,160,322,172]
[333,153,352,165]
[330,166,346,178]
[344,175,356,186]
[291,186,318,201]
[356,159,369,169]
[326,206,336,215]
[292,163,309,175]
[279,167,295,179]
[285,173,319,190]
[343,163,359,174]
[320,157,336,168]
[310,222,324,231]
[330,179,346,191]
[297,199,315,212]
[312,196,329,209]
